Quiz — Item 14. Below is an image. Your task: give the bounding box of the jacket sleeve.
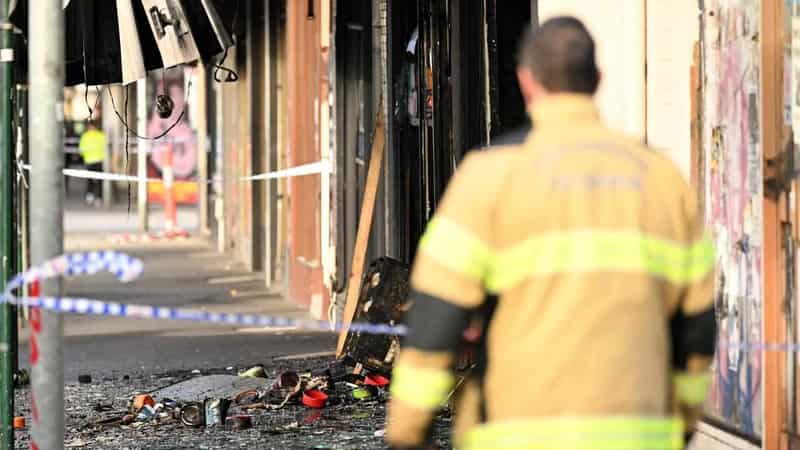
[671,183,716,434]
[386,154,495,448]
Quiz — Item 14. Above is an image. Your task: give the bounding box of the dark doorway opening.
[335,0,374,291]
[489,0,532,140]
[388,0,421,264]
[387,0,533,263]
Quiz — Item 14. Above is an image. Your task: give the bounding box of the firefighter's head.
[516,16,601,106]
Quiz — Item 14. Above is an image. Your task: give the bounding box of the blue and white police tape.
[715,341,800,353]
[7,254,800,346]
[3,250,144,295]
[2,296,407,335]
[1,251,407,336]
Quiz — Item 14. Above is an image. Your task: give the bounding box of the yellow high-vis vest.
[79,128,107,165]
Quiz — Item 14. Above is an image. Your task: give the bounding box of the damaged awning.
[9,0,236,86]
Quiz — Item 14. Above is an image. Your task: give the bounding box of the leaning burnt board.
[341,258,411,374]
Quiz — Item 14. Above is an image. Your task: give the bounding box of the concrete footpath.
[29,235,336,380]
[689,423,761,450]
[16,199,336,380]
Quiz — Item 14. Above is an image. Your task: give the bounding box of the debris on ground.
[150,374,266,403]
[225,414,253,430]
[238,365,267,379]
[14,369,29,388]
[205,398,232,426]
[179,402,204,427]
[302,390,328,409]
[13,357,451,449]
[364,374,390,387]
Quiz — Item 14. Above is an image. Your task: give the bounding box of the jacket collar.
[529,94,600,127]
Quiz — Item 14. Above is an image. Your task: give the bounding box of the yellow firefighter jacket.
[386,94,716,449]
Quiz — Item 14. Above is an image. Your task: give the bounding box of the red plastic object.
[29,281,40,297]
[302,390,328,409]
[132,394,155,412]
[365,374,390,387]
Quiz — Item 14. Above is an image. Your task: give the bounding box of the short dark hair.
[518,16,600,94]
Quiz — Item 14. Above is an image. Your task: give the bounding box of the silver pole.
[263,0,273,287]
[28,0,65,449]
[101,89,113,209]
[137,78,148,231]
[196,66,210,236]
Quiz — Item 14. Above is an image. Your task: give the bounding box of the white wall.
[538,0,646,139]
[645,0,699,180]
[537,0,696,180]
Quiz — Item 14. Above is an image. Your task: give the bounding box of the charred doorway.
[388,1,421,264]
[393,0,532,261]
[335,0,375,296]
[343,0,535,270]
[487,0,532,139]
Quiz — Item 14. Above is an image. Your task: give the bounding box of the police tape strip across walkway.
[1,251,407,336]
[3,251,795,352]
[19,159,331,183]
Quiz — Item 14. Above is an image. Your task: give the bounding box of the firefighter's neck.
[517,69,599,128]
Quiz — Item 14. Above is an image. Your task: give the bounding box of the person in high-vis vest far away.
[386,16,717,450]
[79,121,107,207]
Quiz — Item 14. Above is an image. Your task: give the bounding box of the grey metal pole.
[137,79,148,231]
[15,85,28,323]
[263,0,273,287]
[102,145,112,208]
[196,66,210,236]
[29,1,65,449]
[102,87,120,210]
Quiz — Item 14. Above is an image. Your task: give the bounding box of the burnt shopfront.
[333,0,536,306]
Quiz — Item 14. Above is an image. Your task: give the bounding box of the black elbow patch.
[671,306,717,370]
[404,290,473,352]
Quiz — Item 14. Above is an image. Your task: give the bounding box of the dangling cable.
[213,47,239,83]
[124,85,132,212]
[213,0,240,83]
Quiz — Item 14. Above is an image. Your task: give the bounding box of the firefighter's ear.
[516,68,543,107]
[595,70,603,93]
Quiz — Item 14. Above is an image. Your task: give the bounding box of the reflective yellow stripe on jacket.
[418,218,715,292]
[418,218,492,281]
[673,372,712,406]
[390,364,454,411]
[487,230,715,291]
[460,416,684,450]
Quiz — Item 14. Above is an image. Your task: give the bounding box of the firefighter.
[386,16,716,450]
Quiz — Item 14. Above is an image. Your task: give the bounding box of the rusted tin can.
[179,402,205,427]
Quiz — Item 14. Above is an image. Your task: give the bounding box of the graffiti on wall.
[702,0,763,438]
